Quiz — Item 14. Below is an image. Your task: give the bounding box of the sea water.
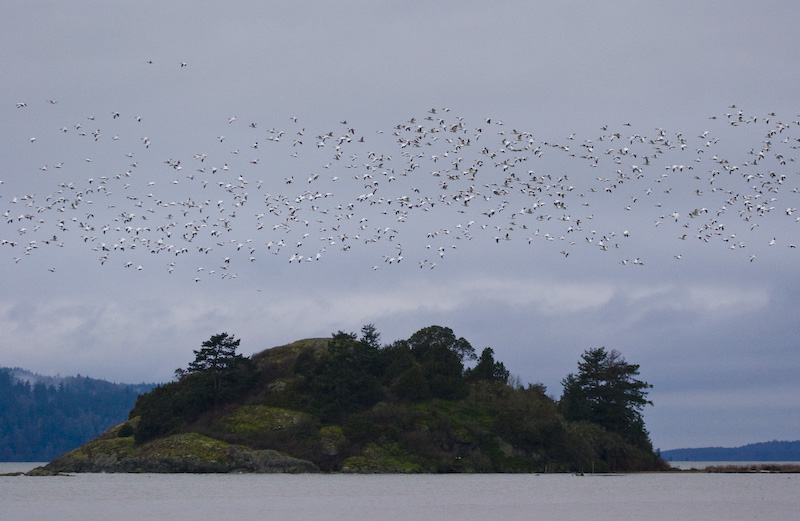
[1,463,797,521]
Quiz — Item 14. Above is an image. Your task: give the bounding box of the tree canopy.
[465,347,510,384]
[306,330,383,422]
[406,325,476,363]
[404,325,475,399]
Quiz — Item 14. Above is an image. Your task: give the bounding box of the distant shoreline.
[660,440,800,463]
[667,461,800,472]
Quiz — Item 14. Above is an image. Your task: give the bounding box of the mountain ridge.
[660,440,800,462]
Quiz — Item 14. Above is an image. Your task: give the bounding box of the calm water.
[2,463,797,521]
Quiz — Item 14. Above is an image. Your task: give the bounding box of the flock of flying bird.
[3,98,800,281]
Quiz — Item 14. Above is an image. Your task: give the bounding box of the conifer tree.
[184,332,244,391]
[560,347,653,446]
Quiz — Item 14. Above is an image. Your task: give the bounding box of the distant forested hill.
[0,367,156,461]
[660,440,800,462]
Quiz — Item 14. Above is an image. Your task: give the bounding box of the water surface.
[2,464,796,521]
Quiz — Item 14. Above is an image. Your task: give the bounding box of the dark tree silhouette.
[405,325,474,399]
[560,347,653,447]
[181,332,245,391]
[407,325,476,363]
[360,323,381,349]
[465,347,510,384]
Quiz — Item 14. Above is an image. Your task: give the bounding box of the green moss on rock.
[341,443,424,473]
[318,425,347,456]
[36,431,318,474]
[218,405,312,435]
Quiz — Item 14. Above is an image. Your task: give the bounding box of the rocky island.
[31,326,668,474]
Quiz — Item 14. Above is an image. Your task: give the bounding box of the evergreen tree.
[310,331,383,421]
[181,332,245,392]
[560,347,653,447]
[465,347,510,384]
[359,323,381,350]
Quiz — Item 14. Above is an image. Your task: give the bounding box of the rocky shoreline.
[25,423,319,475]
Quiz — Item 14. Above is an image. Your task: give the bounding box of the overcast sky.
[2,1,799,451]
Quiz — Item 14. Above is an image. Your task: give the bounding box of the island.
[30,326,669,474]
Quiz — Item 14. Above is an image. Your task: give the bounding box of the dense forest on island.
[0,368,154,461]
[40,325,669,474]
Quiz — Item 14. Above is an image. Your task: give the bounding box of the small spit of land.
[679,463,800,473]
